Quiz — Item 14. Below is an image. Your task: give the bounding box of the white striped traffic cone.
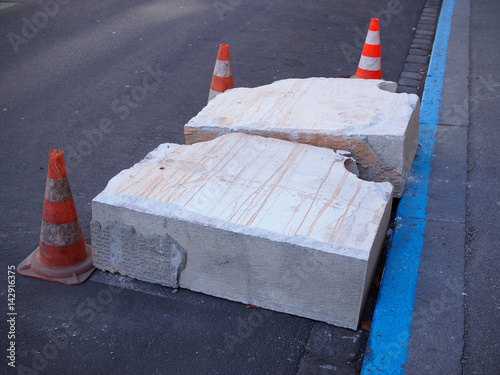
[355,18,382,79]
[17,150,95,285]
[208,44,234,103]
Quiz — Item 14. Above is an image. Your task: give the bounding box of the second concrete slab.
[185,77,420,197]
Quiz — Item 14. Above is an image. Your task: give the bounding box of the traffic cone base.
[17,244,94,285]
[17,149,95,285]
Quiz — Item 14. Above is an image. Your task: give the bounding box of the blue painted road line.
[361,0,455,373]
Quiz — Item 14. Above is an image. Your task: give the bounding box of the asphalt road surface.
[0,1,426,374]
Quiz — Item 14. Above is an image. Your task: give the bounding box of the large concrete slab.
[91,133,393,329]
[184,77,420,197]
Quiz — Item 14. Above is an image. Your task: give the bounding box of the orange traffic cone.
[208,44,234,103]
[17,150,95,285]
[355,18,382,79]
